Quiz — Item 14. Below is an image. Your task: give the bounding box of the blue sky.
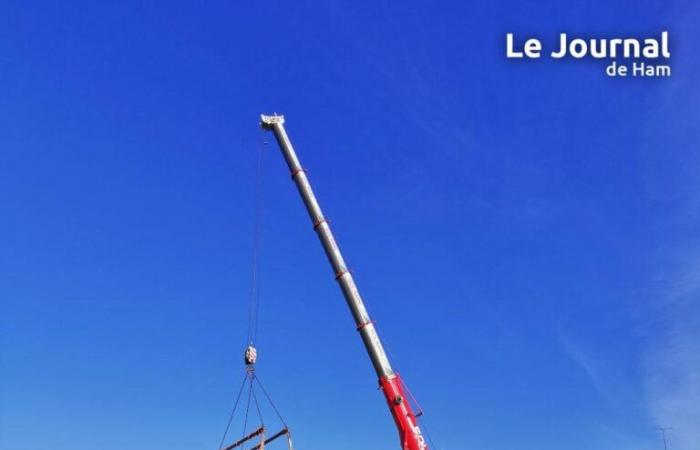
[1,2,699,450]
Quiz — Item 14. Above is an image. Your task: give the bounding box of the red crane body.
[261,114,428,450]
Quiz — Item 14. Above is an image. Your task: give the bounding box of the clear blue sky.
[1,2,698,450]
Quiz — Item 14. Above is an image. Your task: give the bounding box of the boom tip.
[260,113,285,129]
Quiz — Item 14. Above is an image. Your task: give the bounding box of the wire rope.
[246,133,267,346]
[253,374,288,428]
[217,374,248,450]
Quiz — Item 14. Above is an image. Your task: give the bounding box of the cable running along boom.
[261,114,428,450]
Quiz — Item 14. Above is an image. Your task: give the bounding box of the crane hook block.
[244,345,258,365]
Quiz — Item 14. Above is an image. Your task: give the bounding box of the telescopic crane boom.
[261,114,428,450]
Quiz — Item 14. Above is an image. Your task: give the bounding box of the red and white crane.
[261,114,429,450]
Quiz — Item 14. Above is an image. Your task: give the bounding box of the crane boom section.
[261,114,428,450]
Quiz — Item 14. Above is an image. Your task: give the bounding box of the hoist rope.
[246,133,267,347]
[216,133,292,450]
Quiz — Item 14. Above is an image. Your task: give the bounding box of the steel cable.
[217,374,249,450]
[253,374,288,428]
[246,133,267,347]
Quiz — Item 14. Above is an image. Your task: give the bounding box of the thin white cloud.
[644,252,700,450]
[638,4,700,447]
[559,333,606,400]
